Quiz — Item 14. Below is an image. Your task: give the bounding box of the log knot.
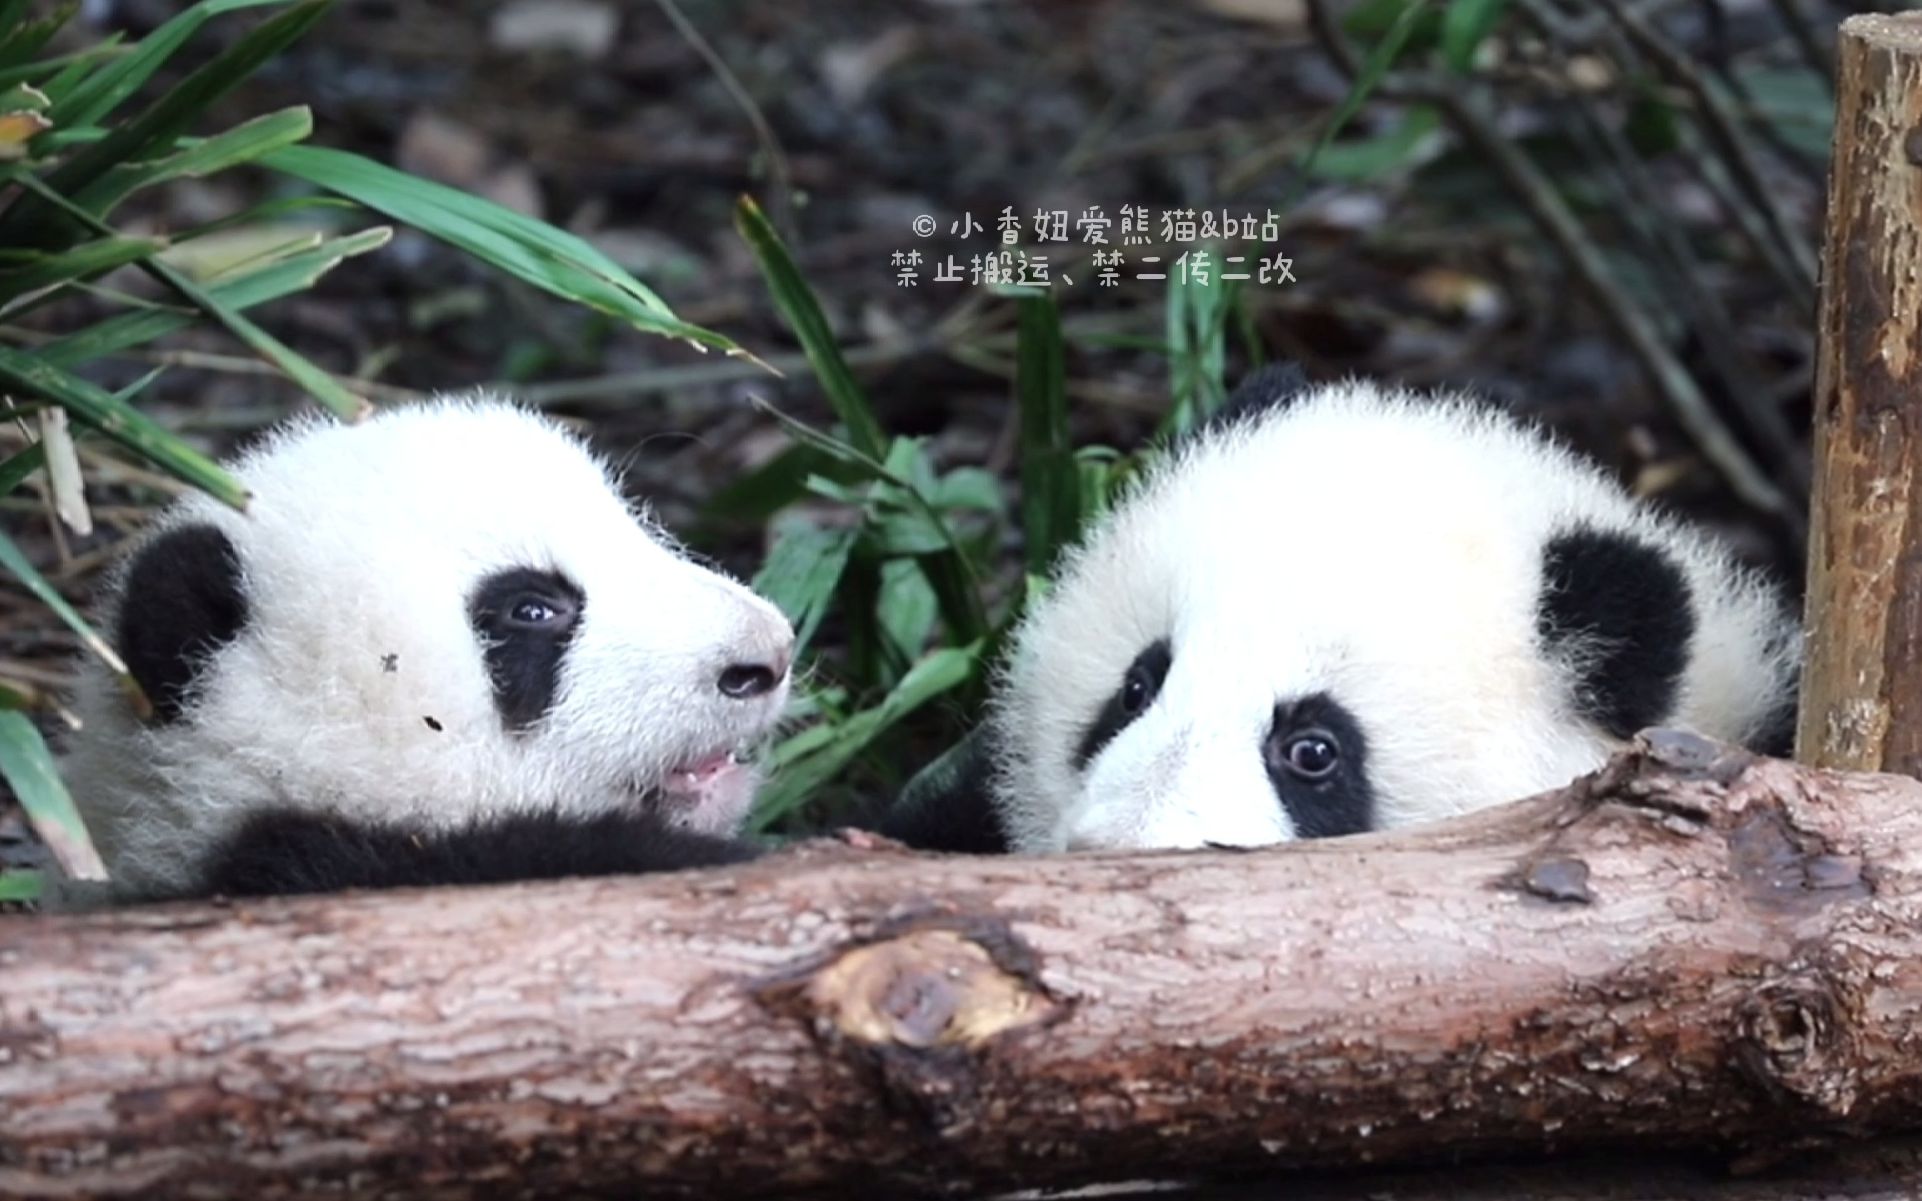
[803,927,1057,1051]
[1734,973,1859,1119]
[753,916,1068,1135]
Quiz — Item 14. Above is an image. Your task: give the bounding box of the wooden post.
[1798,13,1922,774]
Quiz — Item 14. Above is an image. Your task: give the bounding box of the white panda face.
[1061,632,1377,850]
[63,399,793,893]
[988,379,1800,854]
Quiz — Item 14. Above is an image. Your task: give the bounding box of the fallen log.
[3,730,1921,1199]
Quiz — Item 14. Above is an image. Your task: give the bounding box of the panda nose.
[716,598,795,700]
[717,661,782,699]
[714,645,788,703]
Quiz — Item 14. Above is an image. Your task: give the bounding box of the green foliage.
[0,711,94,895]
[1304,0,1438,181]
[0,0,732,895]
[735,195,887,455]
[0,867,43,902]
[734,207,1246,831]
[267,146,739,354]
[1440,0,1508,73]
[1160,264,1242,438]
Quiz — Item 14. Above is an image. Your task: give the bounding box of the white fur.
[59,397,793,899]
[990,380,1801,853]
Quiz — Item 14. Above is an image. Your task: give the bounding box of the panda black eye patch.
[1075,639,1172,768]
[468,568,585,731]
[1264,693,1374,839]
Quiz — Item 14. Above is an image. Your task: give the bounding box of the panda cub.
[888,366,1801,854]
[56,398,794,903]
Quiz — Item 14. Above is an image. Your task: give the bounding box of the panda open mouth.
[653,748,759,832]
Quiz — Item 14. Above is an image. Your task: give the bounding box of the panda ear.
[1536,527,1695,739]
[116,524,250,723]
[1202,361,1314,435]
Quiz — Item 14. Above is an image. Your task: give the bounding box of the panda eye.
[510,597,559,626]
[470,570,584,641]
[1281,730,1341,780]
[1117,641,1172,718]
[1075,639,1173,768]
[1120,660,1160,716]
[505,592,578,631]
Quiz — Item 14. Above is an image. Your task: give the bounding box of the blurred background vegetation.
[0,0,1872,896]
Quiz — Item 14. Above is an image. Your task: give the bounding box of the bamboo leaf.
[8,167,366,418]
[0,440,46,494]
[73,105,313,218]
[263,144,737,352]
[0,342,245,505]
[38,404,89,535]
[0,1,35,51]
[0,232,165,307]
[877,556,938,669]
[5,0,329,248]
[1306,104,1439,180]
[753,399,989,643]
[0,0,76,71]
[1159,266,1240,438]
[734,193,885,457]
[0,710,104,881]
[1301,0,1433,181]
[750,643,979,829]
[148,252,366,417]
[0,38,125,96]
[42,0,293,131]
[39,225,390,367]
[0,82,48,114]
[0,524,123,671]
[752,521,856,658]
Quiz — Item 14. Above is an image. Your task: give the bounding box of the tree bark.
[1798,11,1922,774]
[4,731,1922,1199]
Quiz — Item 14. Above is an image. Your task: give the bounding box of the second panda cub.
[890,366,1801,854]
[57,398,794,903]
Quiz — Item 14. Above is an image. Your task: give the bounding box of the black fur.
[1264,693,1374,838]
[878,724,1008,853]
[191,807,759,899]
[1537,527,1695,739]
[1752,696,1798,758]
[1203,362,1313,434]
[116,524,249,724]
[1077,639,1172,767]
[1749,621,1802,756]
[468,568,585,730]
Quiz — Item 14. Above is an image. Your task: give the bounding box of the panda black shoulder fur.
[885,365,1801,854]
[55,397,794,903]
